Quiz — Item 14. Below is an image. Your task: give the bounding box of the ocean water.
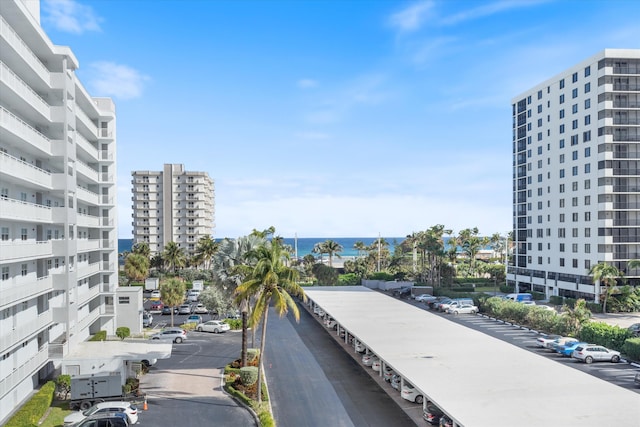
[118,237,404,258]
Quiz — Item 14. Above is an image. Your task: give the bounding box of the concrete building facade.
[131,164,214,256]
[509,49,640,301]
[0,0,118,421]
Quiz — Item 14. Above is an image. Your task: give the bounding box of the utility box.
[71,375,122,401]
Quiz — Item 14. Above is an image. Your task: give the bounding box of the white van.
[187,290,200,302]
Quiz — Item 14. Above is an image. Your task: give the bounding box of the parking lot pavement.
[590,312,640,329]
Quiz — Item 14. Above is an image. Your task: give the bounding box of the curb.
[219,371,261,427]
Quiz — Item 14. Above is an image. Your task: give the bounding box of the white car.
[446,304,478,315]
[193,303,208,314]
[362,354,377,367]
[401,382,423,403]
[150,290,161,299]
[354,340,366,353]
[196,320,230,333]
[535,334,561,348]
[383,366,394,382]
[325,319,337,329]
[64,401,138,425]
[372,359,381,372]
[415,294,437,303]
[572,344,621,364]
[178,304,192,315]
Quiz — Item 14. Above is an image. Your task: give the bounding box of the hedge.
[577,322,633,352]
[4,381,55,427]
[89,330,107,341]
[622,337,640,362]
[240,367,259,386]
[223,318,242,330]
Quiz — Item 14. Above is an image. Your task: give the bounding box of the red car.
[150,300,164,311]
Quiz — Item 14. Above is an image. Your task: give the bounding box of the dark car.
[427,296,449,309]
[161,306,177,315]
[439,415,453,427]
[76,412,130,427]
[393,286,412,298]
[423,402,444,425]
[628,323,640,337]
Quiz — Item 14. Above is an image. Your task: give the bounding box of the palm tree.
[132,242,151,258]
[124,253,149,285]
[150,253,164,272]
[160,277,186,327]
[196,235,219,270]
[321,240,343,267]
[353,241,366,258]
[235,241,306,403]
[312,242,325,263]
[163,241,186,273]
[589,262,624,313]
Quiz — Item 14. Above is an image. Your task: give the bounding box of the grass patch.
[39,400,71,427]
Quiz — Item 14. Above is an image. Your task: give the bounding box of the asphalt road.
[138,330,256,426]
[264,303,416,427]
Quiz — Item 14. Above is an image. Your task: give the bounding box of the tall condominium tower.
[131,164,215,255]
[509,49,640,302]
[0,0,118,421]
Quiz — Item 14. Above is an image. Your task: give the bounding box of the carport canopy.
[304,286,640,427]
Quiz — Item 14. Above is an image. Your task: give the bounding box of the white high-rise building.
[0,0,118,421]
[131,164,214,256]
[509,49,640,302]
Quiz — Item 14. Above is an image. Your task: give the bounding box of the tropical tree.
[123,253,149,285]
[458,228,488,277]
[198,285,233,318]
[353,241,366,258]
[589,262,624,313]
[131,242,151,259]
[150,253,164,272]
[196,235,219,270]
[312,242,326,263]
[163,241,186,273]
[160,277,186,326]
[321,240,343,267]
[235,241,306,403]
[560,299,592,336]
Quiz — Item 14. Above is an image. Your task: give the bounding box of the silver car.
[571,344,621,364]
[150,327,187,343]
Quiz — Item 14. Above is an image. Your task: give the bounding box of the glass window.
[572,166,578,176]
[560,169,565,178]
[585,163,591,173]
[560,109,565,119]
[560,154,565,163]
[585,115,591,125]
[560,139,565,148]
[585,98,591,109]
[1,227,8,241]
[21,228,27,240]
[584,82,591,93]
[572,72,578,83]
[560,79,565,89]
[572,88,578,98]
[1,267,8,280]
[572,104,578,114]
[584,66,590,77]
[560,94,565,104]
[560,124,565,134]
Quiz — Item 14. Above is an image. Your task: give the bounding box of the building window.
[572,119,578,129]
[560,109,565,119]
[585,66,590,77]
[585,147,590,157]
[560,258,565,267]
[21,263,27,276]
[585,260,591,270]
[560,169,565,178]
[1,267,8,280]
[585,243,591,253]
[118,296,130,304]
[560,213,565,222]
[1,227,8,241]
[572,212,578,222]
[572,150,578,160]
[559,139,565,148]
[585,212,591,221]
[560,79,565,89]
[559,154,565,163]
[571,135,578,145]
[572,228,579,237]
[537,105,542,113]
[585,98,591,109]
[560,184,565,193]
[584,163,590,173]
[560,243,565,252]
[572,181,579,191]
[584,115,591,125]
[558,228,566,238]
[572,197,578,207]
[21,228,27,241]
[584,179,590,189]
[585,195,590,205]
[572,88,578,99]
[538,257,543,265]
[584,82,591,93]
[585,228,591,237]
[572,166,578,176]
[560,199,565,208]
[572,259,578,268]
[560,124,565,134]
[572,72,578,83]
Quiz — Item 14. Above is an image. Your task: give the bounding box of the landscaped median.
[222,349,275,427]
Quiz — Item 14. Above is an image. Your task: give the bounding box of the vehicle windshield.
[82,406,100,416]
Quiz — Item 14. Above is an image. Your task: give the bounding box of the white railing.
[77,212,100,228]
[77,307,100,332]
[0,61,50,118]
[0,347,49,397]
[100,172,113,183]
[77,238,101,252]
[0,240,52,262]
[76,262,101,279]
[75,132,99,160]
[0,275,52,309]
[0,311,53,352]
[0,16,49,83]
[77,187,99,205]
[75,107,98,136]
[0,109,51,159]
[75,159,99,182]
[100,150,114,161]
[0,196,52,223]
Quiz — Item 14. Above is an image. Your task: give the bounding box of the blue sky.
[39,0,640,239]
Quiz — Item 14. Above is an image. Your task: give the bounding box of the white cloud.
[297,78,318,89]
[42,0,102,34]
[87,62,149,99]
[388,1,434,32]
[441,0,550,26]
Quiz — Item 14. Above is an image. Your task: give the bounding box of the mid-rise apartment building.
[0,0,118,421]
[509,49,640,301]
[131,164,214,255]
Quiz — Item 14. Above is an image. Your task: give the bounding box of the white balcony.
[0,241,52,262]
[0,347,48,398]
[76,160,99,183]
[77,307,100,332]
[77,238,101,252]
[0,106,52,156]
[77,213,100,228]
[51,272,68,291]
[0,61,50,120]
[0,311,53,353]
[77,261,101,279]
[51,171,74,190]
[0,275,52,310]
[52,206,71,223]
[76,107,98,137]
[52,238,76,255]
[76,132,99,161]
[77,284,100,306]
[0,16,50,85]
[0,197,52,223]
[0,151,52,189]
[77,187,99,206]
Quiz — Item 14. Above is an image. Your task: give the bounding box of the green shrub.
[258,409,275,427]
[247,348,260,363]
[223,318,242,330]
[577,322,632,351]
[549,296,564,306]
[585,301,603,313]
[337,273,360,286]
[621,337,640,362]
[240,366,259,386]
[55,374,71,400]
[90,330,107,341]
[531,291,545,301]
[115,327,130,340]
[5,381,55,427]
[368,272,395,281]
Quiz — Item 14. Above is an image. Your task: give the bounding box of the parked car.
[142,312,153,328]
[628,323,640,337]
[549,337,579,352]
[446,304,478,315]
[354,340,366,353]
[150,290,161,300]
[439,415,454,427]
[422,402,444,425]
[557,341,588,357]
[64,402,138,426]
[427,296,448,309]
[372,359,381,372]
[183,314,203,325]
[535,334,562,348]
[536,305,556,312]
[383,366,394,382]
[436,298,454,311]
[390,374,401,390]
[162,306,177,315]
[74,412,130,427]
[448,299,474,310]
[416,294,438,304]
[393,286,412,298]
[362,354,377,367]
[149,300,164,311]
[150,327,187,343]
[325,319,337,329]
[196,320,230,333]
[178,304,192,315]
[401,382,423,403]
[186,290,200,302]
[572,344,621,364]
[521,300,536,306]
[193,304,208,314]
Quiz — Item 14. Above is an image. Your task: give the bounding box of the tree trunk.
[257,304,269,403]
[241,309,248,367]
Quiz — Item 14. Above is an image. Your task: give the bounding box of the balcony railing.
[0,240,52,262]
[0,16,49,83]
[0,311,53,352]
[0,347,48,397]
[0,61,50,119]
[0,196,52,223]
